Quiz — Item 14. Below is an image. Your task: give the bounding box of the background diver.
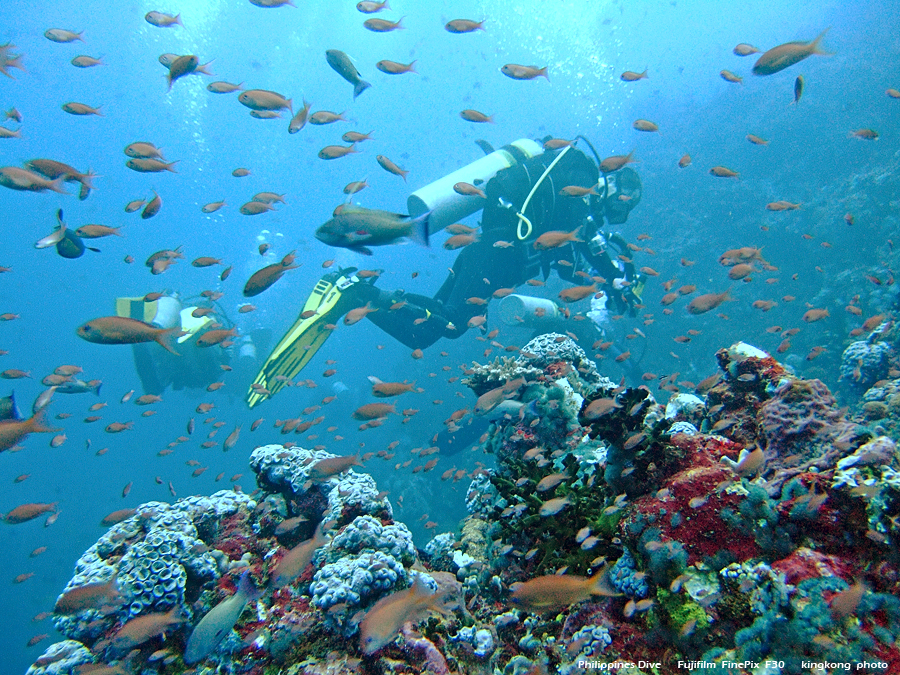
[247,136,644,408]
[114,293,265,396]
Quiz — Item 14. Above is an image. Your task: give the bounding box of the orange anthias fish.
[473,378,525,415]
[599,150,636,173]
[359,575,457,654]
[345,303,379,325]
[54,577,121,614]
[76,316,181,355]
[111,607,185,650]
[510,565,619,612]
[829,581,866,619]
[307,454,363,482]
[0,410,57,452]
[4,501,58,524]
[368,377,416,397]
[269,522,329,589]
[353,403,397,420]
[533,229,582,250]
[243,262,299,297]
[752,28,830,76]
[687,291,731,314]
[559,283,597,303]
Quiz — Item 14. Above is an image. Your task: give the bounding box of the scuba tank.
[498,294,560,327]
[407,138,544,234]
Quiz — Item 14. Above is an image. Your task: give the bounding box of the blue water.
[1,0,898,671]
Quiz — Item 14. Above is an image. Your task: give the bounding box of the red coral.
[626,459,760,565]
[214,533,256,561]
[769,547,853,585]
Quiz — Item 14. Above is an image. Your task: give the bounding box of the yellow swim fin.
[246,271,360,408]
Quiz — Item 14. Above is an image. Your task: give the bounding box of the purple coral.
[400,624,450,675]
[758,379,867,495]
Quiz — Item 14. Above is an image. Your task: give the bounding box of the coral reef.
[52,492,250,646]
[758,378,869,495]
[840,335,892,389]
[30,338,900,675]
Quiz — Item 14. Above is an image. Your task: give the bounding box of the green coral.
[656,586,710,633]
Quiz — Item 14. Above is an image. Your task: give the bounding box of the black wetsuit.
[362,145,642,350]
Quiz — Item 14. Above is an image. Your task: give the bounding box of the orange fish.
[510,567,618,611]
[599,150,636,173]
[661,293,678,306]
[559,184,598,197]
[359,575,456,654]
[269,522,329,588]
[54,577,121,614]
[733,43,760,56]
[344,303,378,325]
[353,403,396,420]
[377,59,417,75]
[533,229,582,250]
[766,201,801,211]
[196,327,237,347]
[501,64,548,80]
[243,263,298,297]
[4,501,58,524]
[752,29,830,76]
[112,607,185,650]
[633,119,658,132]
[370,379,416,397]
[376,155,408,181]
[445,19,485,33]
[77,316,181,355]
[620,69,648,81]
[318,144,359,160]
[364,17,404,32]
[829,581,866,619]
[709,166,739,178]
[850,128,879,140]
[559,283,597,303]
[687,291,731,314]
[459,109,492,123]
[862,314,886,331]
[802,308,829,322]
[728,263,755,279]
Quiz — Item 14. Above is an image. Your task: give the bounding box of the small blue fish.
[793,75,804,104]
[0,390,22,421]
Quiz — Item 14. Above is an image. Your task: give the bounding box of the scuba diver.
[247,136,643,408]
[115,294,261,396]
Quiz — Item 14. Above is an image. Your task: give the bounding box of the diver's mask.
[599,167,642,225]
